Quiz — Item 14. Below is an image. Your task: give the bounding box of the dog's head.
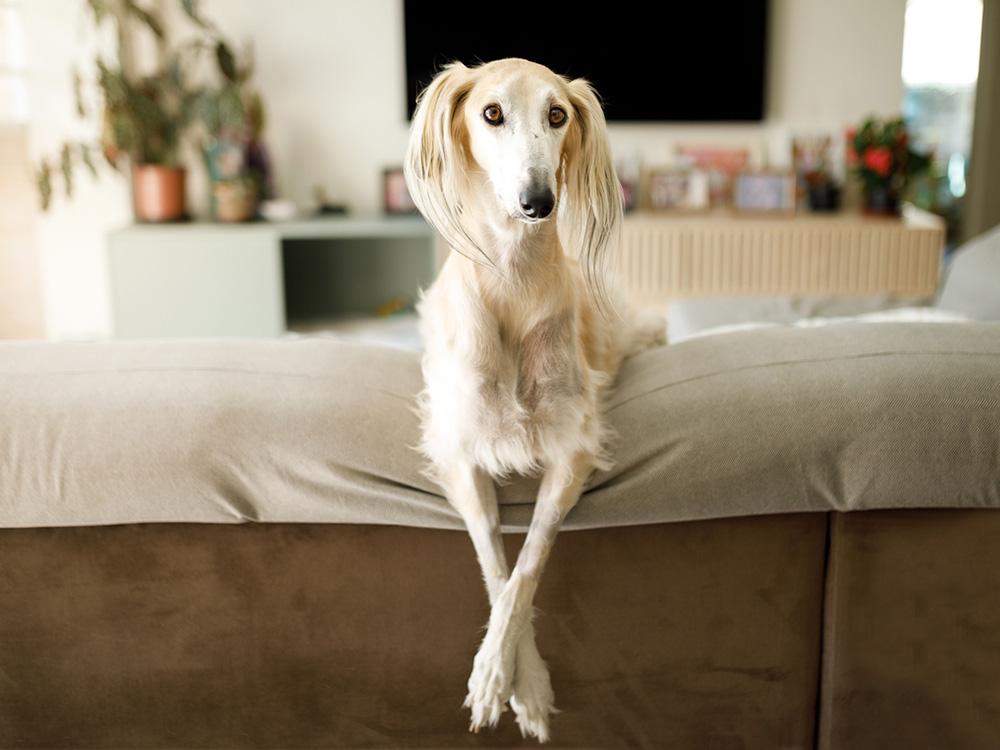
[404,58,621,286]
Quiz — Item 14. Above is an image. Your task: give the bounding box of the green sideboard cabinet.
[108,216,436,338]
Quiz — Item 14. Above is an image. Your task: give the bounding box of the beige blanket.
[2,323,998,530]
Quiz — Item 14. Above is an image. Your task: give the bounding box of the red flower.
[863,146,893,178]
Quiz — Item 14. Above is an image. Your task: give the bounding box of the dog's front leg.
[465,451,592,741]
[441,462,553,738]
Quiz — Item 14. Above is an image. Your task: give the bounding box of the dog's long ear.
[404,62,487,265]
[560,78,623,311]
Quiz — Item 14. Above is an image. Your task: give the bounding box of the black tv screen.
[404,1,769,122]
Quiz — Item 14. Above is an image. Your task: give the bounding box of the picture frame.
[732,171,797,214]
[644,169,710,212]
[675,145,755,207]
[383,167,418,214]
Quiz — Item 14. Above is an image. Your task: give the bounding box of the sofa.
[1,322,999,748]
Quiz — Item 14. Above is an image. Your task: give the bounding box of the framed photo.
[383,167,418,214]
[676,145,753,207]
[732,171,797,214]
[645,169,710,212]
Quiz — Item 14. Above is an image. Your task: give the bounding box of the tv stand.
[108,208,945,339]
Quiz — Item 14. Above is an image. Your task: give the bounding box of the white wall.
[23,0,906,339]
[23,1,130,340]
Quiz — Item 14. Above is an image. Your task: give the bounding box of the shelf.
[110,214,433,241]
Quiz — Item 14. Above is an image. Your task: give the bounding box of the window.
[902,0,983,235]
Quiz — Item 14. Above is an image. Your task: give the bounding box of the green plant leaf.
[247,90,265,135]
[124,0,164,38]
[218,85,247,130]
[167,53,184,89]
[79,143,98,178]
[216,41,237,82]
[181,0,214,30]
[36,162,53,212]
[86,0,109,23]
[60,143,74,198]
[72,68,87,118]
[110,105,138,159]
[97,59,129,107]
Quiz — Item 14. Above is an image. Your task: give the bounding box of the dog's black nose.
[519,188,555,219]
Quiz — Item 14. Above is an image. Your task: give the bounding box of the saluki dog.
[404,58,662,742]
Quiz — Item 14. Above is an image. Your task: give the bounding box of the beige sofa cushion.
[1,323,998,530]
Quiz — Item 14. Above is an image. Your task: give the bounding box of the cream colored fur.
[404,58,664,742]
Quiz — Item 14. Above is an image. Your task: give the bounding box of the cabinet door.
[109,228,285,338]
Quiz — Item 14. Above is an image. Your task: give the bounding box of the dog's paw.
[463,645,515,733]
[510,640,556,743]
[510,683,555,742]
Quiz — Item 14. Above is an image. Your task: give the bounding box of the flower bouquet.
[847,116,931,216]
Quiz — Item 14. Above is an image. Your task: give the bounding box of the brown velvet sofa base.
[0,515,826,749]
[819,510,1000,750]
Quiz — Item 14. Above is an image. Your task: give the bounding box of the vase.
[132,165,186,222]
[862,184,901,216]
[212,179,257,223]
[807,181,841,212]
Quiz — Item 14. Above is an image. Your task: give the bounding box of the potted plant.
[846,116,931,216]
[804,169,841,212]
[183,11,271,223]
[35,1,267,224]
[36,1,198,221]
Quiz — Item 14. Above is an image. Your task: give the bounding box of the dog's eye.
[548,106,567,128]
[483,104,504,126]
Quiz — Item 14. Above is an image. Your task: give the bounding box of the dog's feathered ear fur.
[404,62,490,265]
[559,77,623,311]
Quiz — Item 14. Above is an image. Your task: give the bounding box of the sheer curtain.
[965,0,1000,240]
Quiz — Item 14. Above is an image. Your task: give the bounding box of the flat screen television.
[404,1,769,122]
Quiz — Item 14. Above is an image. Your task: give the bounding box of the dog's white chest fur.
[417,274,605,480]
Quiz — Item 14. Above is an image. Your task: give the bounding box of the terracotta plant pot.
[132,165,186,222]
[212,179,257,223]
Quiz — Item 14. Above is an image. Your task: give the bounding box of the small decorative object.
[847,116,930,216]
[792,135,841,212]
[804,173,841,212]
[211,179,256,223]
[791,135,832,181]
[384,167,418,214]
[313,186,349,216]
[676,145,752,207]
[258,199,298,222]
[732,171,796,214]
[645,169,710,212]
[189,12,271,222]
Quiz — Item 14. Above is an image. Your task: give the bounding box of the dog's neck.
[459,177,568,311]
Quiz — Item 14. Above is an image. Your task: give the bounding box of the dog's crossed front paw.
[510,646,556,743]
[510,684,554,742]
[463,645,514,732]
